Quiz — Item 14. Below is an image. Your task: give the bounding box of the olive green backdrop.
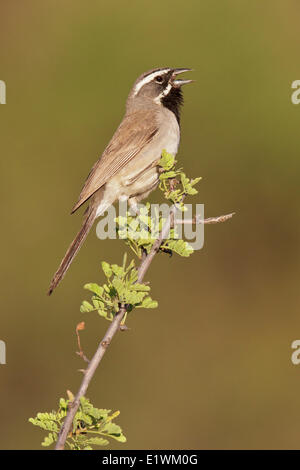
[0,0,299,449]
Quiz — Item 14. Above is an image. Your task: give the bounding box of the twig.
[55,204,233,450]
[75,322,90,364]
[174,212,235,225]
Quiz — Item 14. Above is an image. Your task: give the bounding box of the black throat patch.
[161,87,183,125]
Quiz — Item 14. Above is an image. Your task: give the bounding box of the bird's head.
[127,67,193,123]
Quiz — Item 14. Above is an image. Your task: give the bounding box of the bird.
[48,67,193,295]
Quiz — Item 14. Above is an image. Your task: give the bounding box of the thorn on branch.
[101,338,111,349]
[119,324,130,331]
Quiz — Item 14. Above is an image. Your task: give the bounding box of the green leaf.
[164,239,194,257]
[112,278,125,296]
[59,398,68,410]
[130,283,150,292]
[84,283,104,297]
[191,177,202,186]
[102,421,122,435]
[86,437,109,446]
[80,300,94,313]
[92,298,104,309]
[101,261,112,278]
[159,149,176,170]
[98,309,108,319]
[140,297,158,309]
[41,433,55,447]
[159,170,178,180]
[111,264,125,277]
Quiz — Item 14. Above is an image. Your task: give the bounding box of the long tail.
[47,208,96,295]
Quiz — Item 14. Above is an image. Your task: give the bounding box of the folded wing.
[71,110,158,213]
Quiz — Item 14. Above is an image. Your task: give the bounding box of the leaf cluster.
[80,254,158,322]
[29,395,126,450]
[158,150,201,207]
[114,151,200,259]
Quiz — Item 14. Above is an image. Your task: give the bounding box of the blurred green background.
[0,0,300,450]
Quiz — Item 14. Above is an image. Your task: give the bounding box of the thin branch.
[174,212,235,225]
[55,307,126,449]
[55,209,171,450]
[55,204,233,450]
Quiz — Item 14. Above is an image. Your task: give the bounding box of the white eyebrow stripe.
[133,69,170,96]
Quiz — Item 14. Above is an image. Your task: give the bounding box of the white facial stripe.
[154,82,172,104]
[161,82,172,97]
[133,69,170,96]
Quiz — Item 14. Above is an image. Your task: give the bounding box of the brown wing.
[71,110,158,213]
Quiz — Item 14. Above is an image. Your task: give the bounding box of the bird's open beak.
[171,68,194,87]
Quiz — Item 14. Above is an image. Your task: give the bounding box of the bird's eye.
[155,76,163,83]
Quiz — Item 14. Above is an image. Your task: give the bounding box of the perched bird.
[48,67,193,295]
